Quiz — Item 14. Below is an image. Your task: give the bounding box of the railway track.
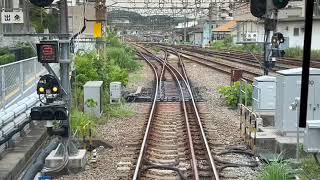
[156,46,262,83]
[130,48,219,179]
[164,44,320,69]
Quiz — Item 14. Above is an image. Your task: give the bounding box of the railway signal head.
[271,32,285,48]
[29,0,54,7]
[273,0,289,9]
[250,0,267,18]
[37,74,60,95]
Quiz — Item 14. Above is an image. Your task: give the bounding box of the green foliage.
[16,43,36,59]
[0,54,15,65]
[258,162,294,180]
[71,109,97,138]
[102,103,135,122]
[109,65,129,86]
[106,46,140,72]
[211,36,263,54]
[218,81,253,107]
[85,99,98,108]
[299,156,320,179]
[75,52,101,88]
[105,28,122,47]
[0,47,9,56]
[29,6,59,33]
[284,47,303,58]
[285,47,320,59]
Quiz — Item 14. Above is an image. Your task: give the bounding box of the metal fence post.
[20,62,24,95]
[1,67,5,109]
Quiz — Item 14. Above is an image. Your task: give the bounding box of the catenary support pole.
[299,0,314,128]
[59,0,72,139]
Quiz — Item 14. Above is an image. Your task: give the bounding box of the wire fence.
[0,57,59,110]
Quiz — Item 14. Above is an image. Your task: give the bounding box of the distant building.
[68,4,97,37]
[213,20,237,40]
[0,0,33,47]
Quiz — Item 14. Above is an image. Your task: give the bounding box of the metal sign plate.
[1,11,24,24]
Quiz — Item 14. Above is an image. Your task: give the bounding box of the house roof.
[213,20,237,32]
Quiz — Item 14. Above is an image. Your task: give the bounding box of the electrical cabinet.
[253,76,276,111]
[110,82,122,104]
[304,120,320,153]
[84,81,103,117]
[275,68,320,133]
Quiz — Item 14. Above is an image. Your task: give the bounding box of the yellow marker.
[39,87,45,93]
[52,87,58,93]
[94,22,102,38]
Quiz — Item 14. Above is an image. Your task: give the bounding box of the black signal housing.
[36,41,59,63]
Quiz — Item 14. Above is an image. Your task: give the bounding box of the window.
[293,28,299,36]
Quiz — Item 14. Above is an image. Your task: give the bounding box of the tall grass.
[258,162,294,180]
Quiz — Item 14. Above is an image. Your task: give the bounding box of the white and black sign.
[1,11,24,24]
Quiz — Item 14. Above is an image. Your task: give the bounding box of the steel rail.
[137,48,200,180]
[140,43,220,179]
[133,43,218,179]
[164,48,257,83]
[165,50,220,180]
[161,52,200,180]
[132,52,161,180]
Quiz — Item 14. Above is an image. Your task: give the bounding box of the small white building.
[276,17,320,49]
[235,17,320,50]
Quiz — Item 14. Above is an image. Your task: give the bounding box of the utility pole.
[58,0,73,142]
[95,0,106,55]
[183,14,187,43]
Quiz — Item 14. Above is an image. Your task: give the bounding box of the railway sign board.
[1,10,24,24]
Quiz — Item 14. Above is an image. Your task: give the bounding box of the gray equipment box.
[253,76,276,112]
[275,68,320,133]
[84,81,103,117]
[110,82,121,104]
[304,120,320,153]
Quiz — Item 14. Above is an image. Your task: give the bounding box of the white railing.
[0,57,59,110]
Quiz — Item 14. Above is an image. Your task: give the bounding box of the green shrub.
[0,47,10,56]
[285,47,303,58]
[103,103,135,120]
[75,52,101,87]
[71,109,97,138]
[106,46,140,72]
[0,54,15,65]
[108,65,129,86]
[258,162,294,180]
[218,81,253,107]
[299,156,320,179]
[212,40,226,50]
[17,43,36,59]
[285,47,320,59]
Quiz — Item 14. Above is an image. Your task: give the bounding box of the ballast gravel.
[182,59,258,180]
[59,55,258,180]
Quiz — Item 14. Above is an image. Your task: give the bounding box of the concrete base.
[254,126,303,159]
[0,122,47,180]
[45,147,87,172]
[256,111,275,127]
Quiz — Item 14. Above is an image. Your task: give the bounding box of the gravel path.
[182,58,258,179]
[58,58,154,180]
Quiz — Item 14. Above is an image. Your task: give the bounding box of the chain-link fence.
[0,57,59,110]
